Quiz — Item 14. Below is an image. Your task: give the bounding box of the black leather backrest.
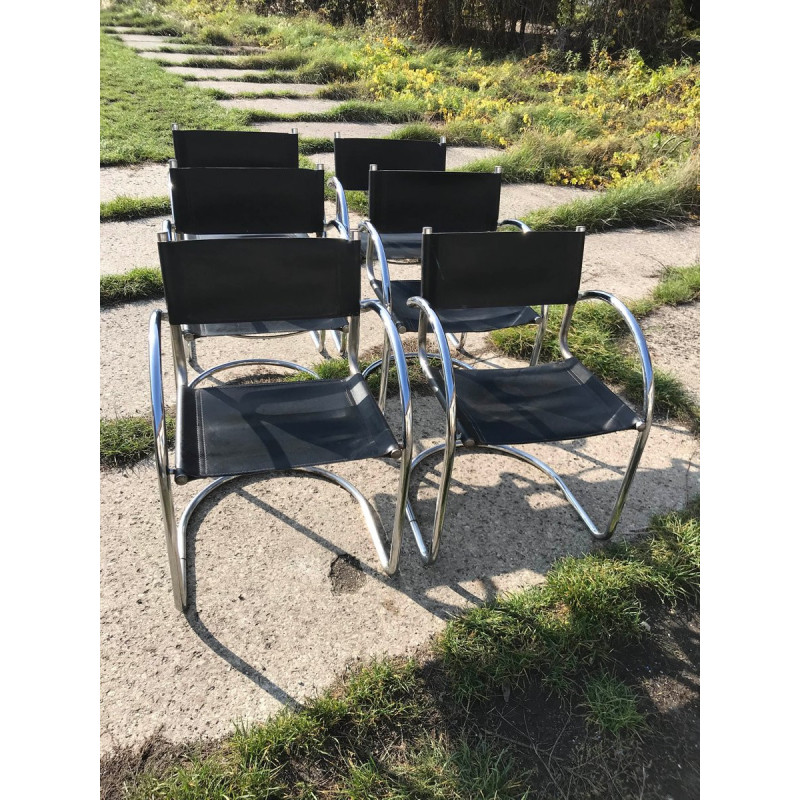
[169,167,324,235]
[334,138,446,191]
[158,237,362,324]
[421,230,585,309]
[368,170,501,234]
[172,129,299,168]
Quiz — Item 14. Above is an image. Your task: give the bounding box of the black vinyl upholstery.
[368,170,501,234]
[377,279,540,333]
[178,375,400,479]
[421,230,585,309]
[157,237,361,325]
[172,129,299,168]
[169,167,325,235]
[334,138,446,191]
[430,359,641,446]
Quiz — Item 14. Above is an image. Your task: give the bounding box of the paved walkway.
[100,27,701,755]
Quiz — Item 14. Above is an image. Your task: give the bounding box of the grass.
[582,673,646,736]
[242,98,426,125]
[103,500,699,798]
[523,156,700,233]
[100,195,171,222]
[173,52,308,70]
[101,31,248,165]
[100,415,174,468]
[298,136,334,154]
[490,264,700,428]
[100,268,163,307]
[438,500,700,701]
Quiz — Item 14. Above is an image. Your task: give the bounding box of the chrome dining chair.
[404,228,654,563]
[150,234,413,612]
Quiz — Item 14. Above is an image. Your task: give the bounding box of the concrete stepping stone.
[101,163,168,202]
[193,80,322,96]
[255,120,402,139]
[636,302,700,403]
[446,145,502,168]
[582,225,699,301]
[117,34,183,46]
[218,97,340,114]
[498,183,587,219]
[101,218,163,275]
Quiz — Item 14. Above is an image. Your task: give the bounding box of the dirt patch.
[329,553,367,594]
[474,605,699,799]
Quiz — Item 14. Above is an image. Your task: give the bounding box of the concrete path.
[219,97,340,114]
[100,30,701,756]
[193,80,323,95]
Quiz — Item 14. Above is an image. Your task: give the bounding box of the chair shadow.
[180,428,698,710]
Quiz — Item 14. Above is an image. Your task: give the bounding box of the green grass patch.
[100,268,163,307]
[100,415,174,468]
[176,52,307,70]
[243,98,426,125]
[438,501,700,701]
[100,195,170,222]
[490,264,700,427]
[523,156,700,232]
[298,136,334,154]
[315,81,365,100]
[582,673,646,735]
[101,32,248,165]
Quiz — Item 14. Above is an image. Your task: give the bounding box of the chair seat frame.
[149,296,412,612]
[404,290,654,564]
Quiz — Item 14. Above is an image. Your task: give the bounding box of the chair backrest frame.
[169,166,325,236]
[420,229,586,309]
[172,128,300,168]
[367,169,501,234]
[157,236,362,325]
[333,136,446,191]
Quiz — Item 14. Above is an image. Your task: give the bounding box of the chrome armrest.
[498,218,532,232]
[561,290,654,425]
[359,299,412,453]
[328,176,350,235]
[407,295,457,441]
[324,218,350,239]
[149,310,170,474]
[358,220,392,308]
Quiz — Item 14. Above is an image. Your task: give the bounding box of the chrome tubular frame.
[402,289,656,565]
[149,292,414,612]
[327,174,350,238]
[405,296,458,564]
[559,289,655,537]
[357,298,414,574]
[359,220,392,310]
[149,309,186,610]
